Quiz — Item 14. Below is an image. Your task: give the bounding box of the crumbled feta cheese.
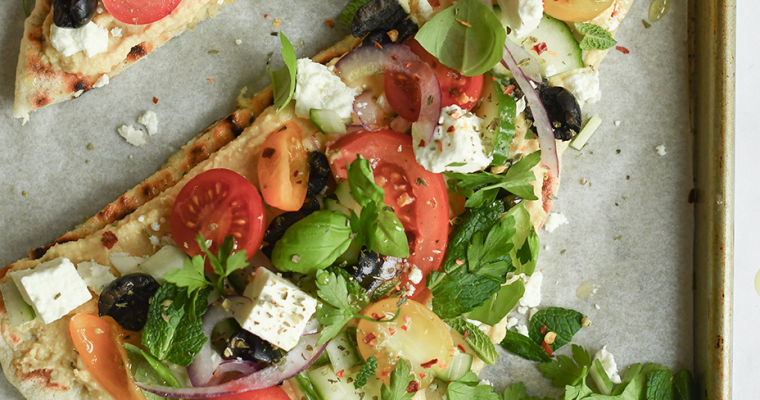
[293,58,357,119]
[233,267,317,351]
[149,235,161,247]
[139,246,187,283]
[656,144,667,156]
[593,346,622,384]
[543,212,569,233]
[10,258,92,324]
[519,271,543,308]
[515,323,529,336]
[544,64,558,78]
[614,120,622,126]
[515,97,526,115]
[138,111,159,135]
[118,125,145,146]
[77,260,117,293]
[498,0,544,38]
[217,0,224,4]
[517,306,528,314]
[562,67,602,103]
[93,74,110,88]
[50,22,109,58]
[138,216,145,223]
[408,266,423,284]
[529,307,539,319]
[414,105,492,173]
[594,303,601,310]
[109,253,146,276]
[151,221,161,231]
[111,27,122,37]
[417,0,434,22]
[506,317,518,329]
[235,39,242,45]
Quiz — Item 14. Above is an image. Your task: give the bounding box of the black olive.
[222,330,281,364]
[98,274,160,331]
[393,18,418,43]
[346,250,384,289]
[53,0,98,28]
[261,198,321,257]
[362,30,393,48]
[351,0,408,38]
[525,84,582,141]
[306,152,330,197]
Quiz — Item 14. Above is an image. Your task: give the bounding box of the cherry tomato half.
[171,168,266,270]
[257,122,310,212]
[102,0,182,25]
[212,386,291,400]
[327,130,449,295]
[69,314,144,400]
[384,39,484,117]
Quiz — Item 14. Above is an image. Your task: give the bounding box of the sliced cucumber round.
[310,109,349,135]
[508,14,584,77]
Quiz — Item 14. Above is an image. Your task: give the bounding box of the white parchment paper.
[0,0,692,398]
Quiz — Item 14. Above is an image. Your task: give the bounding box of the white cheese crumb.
[50,22,109,58]
[92,74,110,88]
[544,64,558,78]
[138,216,145,223]
[529,307,539,319]
[506,317,518,329]
[149,235,161,247]
[544,244,550,250]
[515,97,526,115]
[97,5,103,13]
[408,266,423,284]
[498,0,544,38]
[562,67,602,103]
[614,120,622,126]
[517,306,528,314]
[138,111,159,135]
[77,260,117,293]
[111,27,122,37]
[515,323,529,337]
[543,212,569,233]
[594,303,601,310]
[117,125,145,146]
[235,39,242,45]
[656,144,667,156]
[294,58,357,119]
[217,0,224,4]
[593,346,622,384]
[519,271,543,309]
[151,221,161,231]
[414,105,492,173]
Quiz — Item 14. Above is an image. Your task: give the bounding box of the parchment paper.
[0,0,692,398]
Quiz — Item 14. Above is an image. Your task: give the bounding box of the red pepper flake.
[419,373,426,379]
[381,370,390,376]
[540,341,555,357]
[616,46,630,54]
[325,18,334,28]
[464,330,470,339]
[401,325,408,331]
[455,259,464,266]
[264,13,269,18]
[547,50,560,57]
[455,18,471,27]
[389,327,397,335]
[531,42,548,56]
[503,85,515,95]
[457,344,466,353]
[418,139,426,148]
[437,141,443,152]
[407,381,419,393]
[491,76,496,81]
[152,97,158,104]
[207,78,214,83]
[540,325,547,334]
[336,369,344,377]
[362,332,377,346]
[102,231,118,249]
[447,126,455,133]
[372,312,383,321]
[374,41,384,49]
[395,285,401,291]
[421,359,438,369]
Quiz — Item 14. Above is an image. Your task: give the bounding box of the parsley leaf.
[339,0,371,24]
[269,33,297,113]
[502,382,552,400]
[529,307,585,351]
[141,283,213,366]
[537,345,591,387]
[316,270,353,311]
[446,151,541,208]
[447,318,499,365]
[381,359,415,400]
[505,202,540,276]
[448,372,500,400]
[673,370,694,400]
[196,234,249,281]
[271,211,354,274]
[574,23,618,51]
[354,355,378,389]
[499,330,551,363]
[415,0,506,76]
[163,255,209,298]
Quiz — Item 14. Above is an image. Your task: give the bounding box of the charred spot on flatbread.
[27,26,44,45]
[19,369,69,391]
[29,235,80,260]
[31,92,51,109]
[126,42,152,62]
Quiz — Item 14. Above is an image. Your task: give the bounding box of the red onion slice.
[353,91,392,131]
[206,360,262,387]
[136,329,327,398]
[502,38,542,82]
[501,41,559,177]
[335,44,441,143]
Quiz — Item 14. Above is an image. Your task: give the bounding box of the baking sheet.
[0,0,693,398]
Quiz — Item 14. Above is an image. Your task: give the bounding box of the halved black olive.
[261,197,321,257]
[362,30,392,48]
[306,152,330,197]
[347,250,384,289]
[393,18,419,43]
[53,0,98,28]
[222,330,281,364]
[525,84,582,141]
[351,0,408,38]
[98,273,160,331]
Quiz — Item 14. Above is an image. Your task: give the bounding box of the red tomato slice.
[212,386,291,400]
[171,169,266,271]
[69,314,144,400]
[384,39,484,112]
[102,0,182,25]
[327,130,449,296]
[257,122,310,212]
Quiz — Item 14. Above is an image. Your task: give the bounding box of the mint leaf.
[610,363,668,397]
[142,284,212,366]
[415,0,506,76]
[163,255,209,298]
[447,318,499,365]
[272,211,353,274]
[574,23,617,51]
[354,355,378,389]
[645,370,674,400]
[529,307,584,351]
[339,0,371,24]
[537,345,591,387]
[466,277,524,325]
[269,33,297,113]
[499,330,551,363]
[381,359,415,400]
[348,156,385,207]
[673,370,694,400]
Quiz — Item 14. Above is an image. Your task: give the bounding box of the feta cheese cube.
[293,58,358,119]
[109,253,147,276]
[77,260,117,293]
[408,266,423,284]
[557,67,602,104]
[138,111,159,135]
[10,258,92,324]
[413,105,492,173]
[593,346,622,384]
[233,267,317,351]
[50,22,109,58]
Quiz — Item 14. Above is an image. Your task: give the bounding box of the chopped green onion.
[570,115,603,150]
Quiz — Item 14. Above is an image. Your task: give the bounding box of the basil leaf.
[465,277,524,325]
[447,318,499,365]
[528,307,584,351]
[271,210,353,274]
[574,23,617,51]
[269,33,297,113]
[361,203,410,258]
[347,156,385,207]
[415,0,506,77]
[499,330,551,363]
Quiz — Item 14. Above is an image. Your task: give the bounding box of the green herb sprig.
[269,33,297,113]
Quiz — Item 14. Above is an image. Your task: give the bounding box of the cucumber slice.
[326,198,352,217]
[569,115,603,150]
[475,72,517,166]
[435,352,473,382]
[590,359,614,395]
[286,372,320,400]
[310,109,348,135]
[138,245,189,284]
[508,14,584,77]
[307,364,383,400]
[0,280,35,326]
[326,331,361,373]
